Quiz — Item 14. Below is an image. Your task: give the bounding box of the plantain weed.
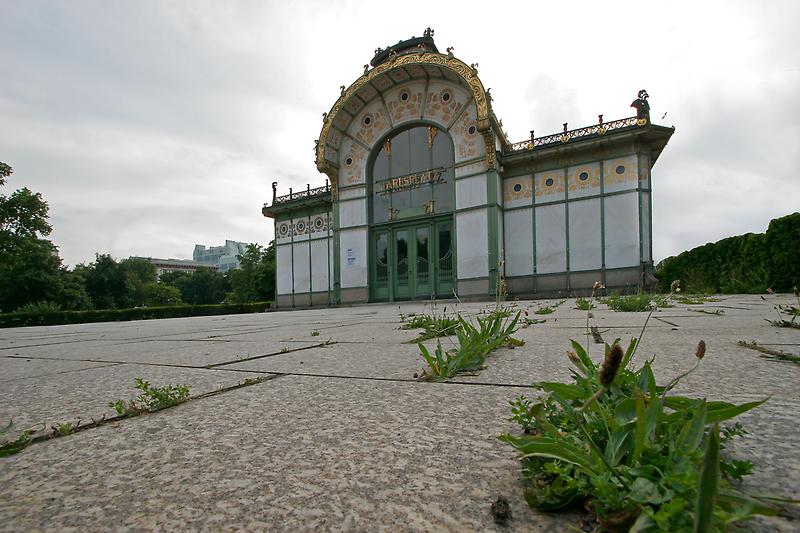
[499,280,796,531]
[417,309,522,381]
[575,297,596,311]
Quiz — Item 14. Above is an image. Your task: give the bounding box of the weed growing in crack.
[603,292,666,312]
[310,330,320,336]
[51,421,77,437]
[499,279,795,531]
[575,297,596,311]
[401,312,460,342]
[766,287,800,329]
[674,294,721,305]
[109,378,190,417]
[689,308,725,316]
[738,340,800,365]
[0,420,32,457]
[416,308,522,381]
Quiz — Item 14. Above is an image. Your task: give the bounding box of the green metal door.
[413,225,432,299]
[435,220,454,297]
[372,231,390,301]
[394,228,411,299]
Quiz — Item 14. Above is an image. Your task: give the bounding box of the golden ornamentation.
[316,52,492,190]
[636,118,647,126]
[428,126,438,149]
[382,139,391,157]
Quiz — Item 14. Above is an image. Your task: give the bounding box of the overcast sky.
[1,0,798,267]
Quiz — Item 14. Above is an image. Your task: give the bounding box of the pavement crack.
[205,342,337,368]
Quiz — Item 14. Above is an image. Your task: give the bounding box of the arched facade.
[264,32,674,307]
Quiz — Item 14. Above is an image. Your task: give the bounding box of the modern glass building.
[263,30,673,308]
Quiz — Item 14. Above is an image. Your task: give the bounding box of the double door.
[371,218,453,301]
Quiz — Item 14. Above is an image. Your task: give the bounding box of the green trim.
[336,182,368,192]
[333,204,341,305]
[486,169,499,294]
[599,159,607,287]
[563,164,570,292]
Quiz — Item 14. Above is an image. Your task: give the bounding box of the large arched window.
[371,125,455,224]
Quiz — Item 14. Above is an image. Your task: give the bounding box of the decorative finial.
[446,46,454,58]
[340,85,346,96]
[388,49,398,60]
[363,64,369,75]
[563,123,568,133]
[271,182,277,203]
[322,112,327,121]
[529,130,535,140]
[598,114,603,125]
[424,27,434,38]
[374,47,383,55]
[486,88,492,103]
[470,63,479,72]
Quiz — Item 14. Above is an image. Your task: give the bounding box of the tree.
[225,242,275,303]
[142,283,183,306]
[78,254,134,309]
[161,268,230,305]
[0,162,81,312]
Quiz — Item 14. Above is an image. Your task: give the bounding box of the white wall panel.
[276,244,292,295]
[604,193,640,268]
[338,198,366,228]
[567,162,601,199]
[310,239,330,291]
[504,209,533,276]
[534,169,566,204]
[568,199,602,271]
[339,228,368,288]
[292,242,310,293]
[338,187,366,201]
[536,204,566,274]
[503,176,532,209]
[456,209,488,278]
[603,155,638,193]
[455,174,487,209]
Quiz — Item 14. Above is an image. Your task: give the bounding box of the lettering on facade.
[377,168,446,195]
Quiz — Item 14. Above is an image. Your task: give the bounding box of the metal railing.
[270,182,331,206]
[505,116,644,154]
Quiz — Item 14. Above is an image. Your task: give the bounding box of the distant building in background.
[133,257,219,280]
[193,240,249,273]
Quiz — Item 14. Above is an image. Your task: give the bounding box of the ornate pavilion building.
[262,29,674,308]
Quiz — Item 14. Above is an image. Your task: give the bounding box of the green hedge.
[656,212,799,293]
[0,302,272,328]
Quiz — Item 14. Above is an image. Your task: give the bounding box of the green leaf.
[629,477,667,504]
[498,434,601,475]
[622,337,639,369]
[705,397,769,423]
[633,389,647,463]
[537,382,585,401]
[677,399,707,453]
[570,340,595,373]
[637,362,657,395]
[715,488,784,516]
[614,398,637,426]
[694,423,720,533]
[605,424,633,466]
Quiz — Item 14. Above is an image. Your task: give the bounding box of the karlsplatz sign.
[377,168,445,195]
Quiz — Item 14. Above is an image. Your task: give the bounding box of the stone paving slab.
[0,357,117,383]
[0,364,265,436]
[0,295,798,531]
[3,338,322,366]
[0,375,576,532]
[224,341,423,380]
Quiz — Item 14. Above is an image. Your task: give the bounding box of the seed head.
[767,287,774,294]
[695,340,706,360]
[670,280,680,293]
[593,281,604,290]
[599,343,624,387]
[566,350,581,366]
